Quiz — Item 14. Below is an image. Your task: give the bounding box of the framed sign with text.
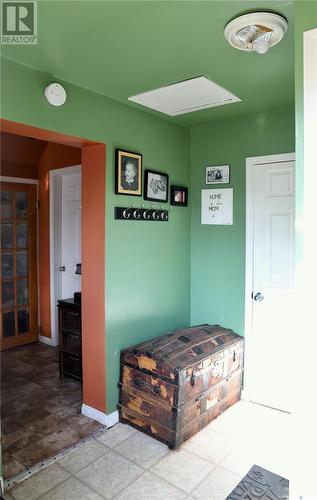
[201,188,233,225]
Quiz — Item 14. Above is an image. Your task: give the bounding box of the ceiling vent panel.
[128,76,241,116]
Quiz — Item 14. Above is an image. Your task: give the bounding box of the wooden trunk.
[118,324,244,449]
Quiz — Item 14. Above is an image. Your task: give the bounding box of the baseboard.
[81,404,119,428]
[104,410,119,428]
[241,389,251,401]
[39,335,58,347]
[0,475,4,498]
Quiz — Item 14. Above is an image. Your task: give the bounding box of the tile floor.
[1,342,103,479]
[6,400,292,499]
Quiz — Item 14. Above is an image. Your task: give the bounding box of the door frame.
[243,152,295,402]
[294,28,317,500]
[49,165,81,347]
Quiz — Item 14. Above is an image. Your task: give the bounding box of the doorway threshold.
[4,426,108,492]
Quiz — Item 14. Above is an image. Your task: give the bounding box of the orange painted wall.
[1,161,39,179]
[0,131,47,178]
[1,131,80,338]
[82,145,106,412]
[38,142,81,338]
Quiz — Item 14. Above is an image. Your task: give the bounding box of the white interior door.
[247,156,295,413]
[50,165,81,346]
[60,170,81,299]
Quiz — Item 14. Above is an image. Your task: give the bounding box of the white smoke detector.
[44,83,67,106]
[224,12,288,55]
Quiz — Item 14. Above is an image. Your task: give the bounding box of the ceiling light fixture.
[224,12,287,55]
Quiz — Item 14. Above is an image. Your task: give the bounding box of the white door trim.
[49,165,81,346]
[243,152,295,402]
[302,28,317,301]
[293,28,317,500]
[0,176,39,185]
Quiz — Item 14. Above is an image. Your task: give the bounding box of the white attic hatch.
[128,76,241,116]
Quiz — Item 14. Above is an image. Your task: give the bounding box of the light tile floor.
[6,401,292,500]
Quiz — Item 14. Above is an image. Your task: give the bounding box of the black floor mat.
[226,464,289,499]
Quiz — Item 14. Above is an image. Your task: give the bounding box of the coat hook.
[161,211,168,221]
[123,208,131,219]
[143,209,151,220]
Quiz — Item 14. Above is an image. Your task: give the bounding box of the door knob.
[58,266,66,272]
[253,292,264,302]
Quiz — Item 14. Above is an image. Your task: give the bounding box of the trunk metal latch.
[195,394,204,402]
[191,373,197,386]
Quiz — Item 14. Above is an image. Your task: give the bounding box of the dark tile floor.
[1,342,103,479]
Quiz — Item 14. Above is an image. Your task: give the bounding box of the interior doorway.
[0,119,107,482]
[244,152,295,413]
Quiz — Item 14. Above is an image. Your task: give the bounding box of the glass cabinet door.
[0,183,37,350]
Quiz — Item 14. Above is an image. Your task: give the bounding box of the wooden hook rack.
[115,207,169,222]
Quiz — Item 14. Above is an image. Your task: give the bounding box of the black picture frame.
[144,169,169,203]
[115,149,142,196]
[171,185,188,206]
[205,165,230,184]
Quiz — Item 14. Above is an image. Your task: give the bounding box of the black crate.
[60,351,82,380]
[61,309,81,332]
[62,330,81,355]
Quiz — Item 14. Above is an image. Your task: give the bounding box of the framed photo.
[171,185,188,206]
[206,165,230,184]
[115,149,142,196]
[144,169,169,202]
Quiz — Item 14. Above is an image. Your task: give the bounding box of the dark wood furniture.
[58,298,82,381]
[119,324,244,449]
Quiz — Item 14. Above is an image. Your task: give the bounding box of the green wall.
[190,107,295,335]
[0,58,298,417]
[1,57,191,413]
[0,57,296,414]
